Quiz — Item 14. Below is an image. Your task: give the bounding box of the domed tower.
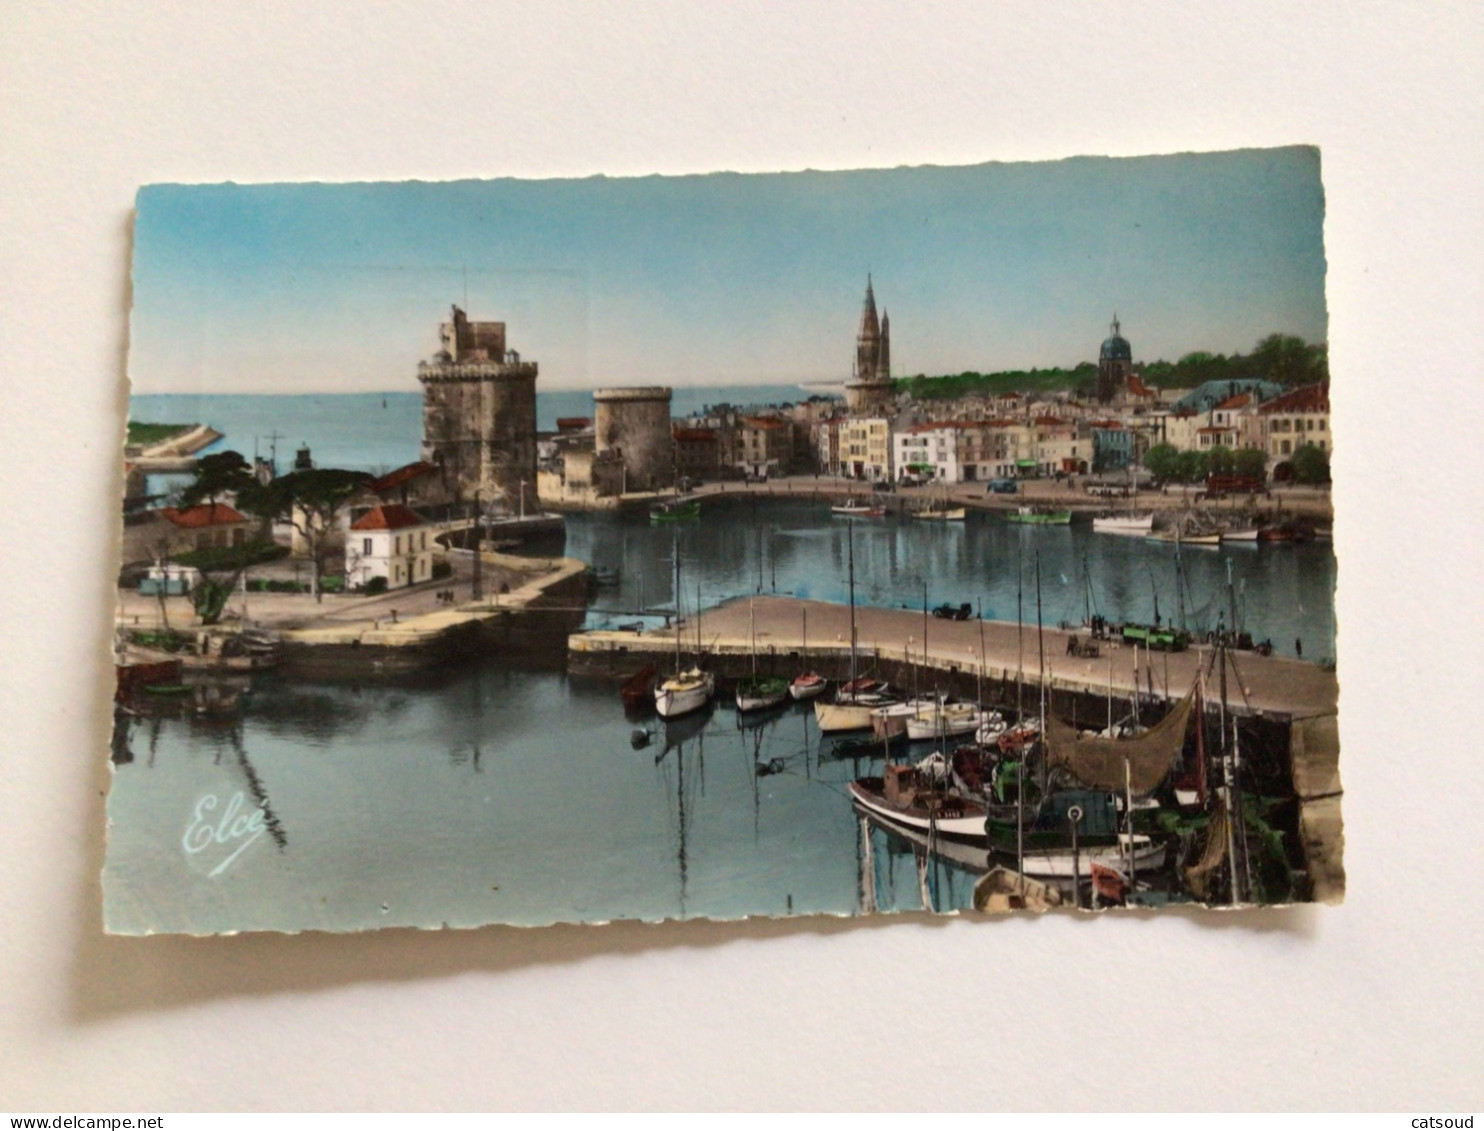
[1096,315,1133,404]
[845,276,896,415]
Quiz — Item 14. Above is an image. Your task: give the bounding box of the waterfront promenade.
[682,473,1334,520]
[570,594,1339,720]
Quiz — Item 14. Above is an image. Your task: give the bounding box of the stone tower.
[1096,315,1133,404]
[844,276,896,415]
[593,386,675,492]
[418,305,539,510]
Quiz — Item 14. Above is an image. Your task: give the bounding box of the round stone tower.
[593,386,675,492]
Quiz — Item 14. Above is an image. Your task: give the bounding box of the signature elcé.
[182,792,267,877]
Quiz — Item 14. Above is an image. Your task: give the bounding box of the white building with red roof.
[893,423,961,483]
[346,504,435,591]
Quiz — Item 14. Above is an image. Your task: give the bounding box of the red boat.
[620,665,657,711]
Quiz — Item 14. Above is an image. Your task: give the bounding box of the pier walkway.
[569,594,1338,720]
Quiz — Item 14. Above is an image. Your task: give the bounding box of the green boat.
[650,498,701,523]
[1005,505,1072,525]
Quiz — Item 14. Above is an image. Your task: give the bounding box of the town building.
[120,502,252,567]
[418,306,539,512]
[840,417,893,481]
[346,504,435,591]
[844,277,896,415]
[1256,383,1331,465]
[893,424,962,484]
[673,427,721,482]
[737,416,792,478]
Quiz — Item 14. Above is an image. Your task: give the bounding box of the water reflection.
[566,500,1336,660]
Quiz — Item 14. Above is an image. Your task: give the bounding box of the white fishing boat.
[1220,526,1260,542]
[1092,511,1155,535]
[789,672,827,701]
[976,712,1009,745]
[655,668,716,719]
[869,697,938,740]
[847,763,991,842]
[831,500,884,518]
[654,530,714,720]
[816,688,898,734]
[905,702,997,742]
[914,505,967,522]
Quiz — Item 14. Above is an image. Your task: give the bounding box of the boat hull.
[789,674,828,701]
[654,670,715,719]
[1092,514,1154,535]
[904,706,991,742]
[816,696,896,733]
[847,780,991,842]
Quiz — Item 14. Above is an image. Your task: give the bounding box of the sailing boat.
[789,605,827,701]
[814,518,899,732]
[654,534,715,719]
[912,480,967,522]
[735,599,788,712]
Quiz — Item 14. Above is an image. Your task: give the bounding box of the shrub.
[364,576,389,596]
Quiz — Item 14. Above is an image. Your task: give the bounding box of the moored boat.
[655,667,715,719]
[1092,511,1154,535]
[904,702,997,742]
[650,498,701,523]
[831,501,884,518]
[620,664,657,711]
[735,675,788,713]
[789,671,827,700]
[1006,505,1072,525]
[914,506,967,522]
[847,762,992,842]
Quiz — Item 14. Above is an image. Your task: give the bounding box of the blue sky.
[129,148,1327,393]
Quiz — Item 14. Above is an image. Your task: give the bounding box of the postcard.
[108,149,1339,934]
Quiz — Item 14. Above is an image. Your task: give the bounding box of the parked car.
[987,478,1019,494]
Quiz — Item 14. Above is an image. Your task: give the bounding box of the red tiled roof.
[351,504,428,531]
[1213,393,1252,411]
[673,428,717,442]
[555,417,592,431]
[369,461,437,493]
[1257,383,1329,414]
[161,503,248,529]
[741,417,788,429]
[1034,416,1067,427]
[1127,375,1154,397]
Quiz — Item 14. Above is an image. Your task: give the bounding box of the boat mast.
[977,598,986,707]
[1035,553,1048,799]
[847,518,858,687]
[672,529,682,673]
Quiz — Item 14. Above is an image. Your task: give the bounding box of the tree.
[1175,450,1209,484]
[1290,443,1330,485]
[1250,333,1328,388]
[1143,443,1181,484]
[1207,445,1235,476]
[240,469,370,601]
[1234,448,1268,480]
[182,450,255,508]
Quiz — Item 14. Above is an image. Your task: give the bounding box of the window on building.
[1281,440,1291,455]
[363,538,373,555]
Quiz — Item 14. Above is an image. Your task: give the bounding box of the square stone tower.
[418,306,539,510]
